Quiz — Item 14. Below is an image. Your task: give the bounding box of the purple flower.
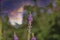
[14,32,18,40]
[31,36,36,40]
[28,13,33,22]
[28,13,33,27]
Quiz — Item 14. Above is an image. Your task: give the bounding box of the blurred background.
[0,0,60,40]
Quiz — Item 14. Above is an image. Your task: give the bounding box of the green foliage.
[2,1,60,40]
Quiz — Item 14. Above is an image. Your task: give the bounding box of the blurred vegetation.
[0,17,2,40]
[1,0,60,40]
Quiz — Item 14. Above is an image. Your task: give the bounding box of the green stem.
[27,28,31,40]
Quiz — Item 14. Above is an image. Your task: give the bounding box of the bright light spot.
[9,6,24,26]
[9,12,23,26]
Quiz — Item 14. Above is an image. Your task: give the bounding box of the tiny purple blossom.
[31,36,36,40]
[28,13,33,22]
[14,32,18,40]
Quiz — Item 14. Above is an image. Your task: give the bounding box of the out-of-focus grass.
[0,18,2,40]
[56,1,60,6]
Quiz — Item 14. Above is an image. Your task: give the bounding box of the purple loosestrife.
[28,13,33,28]
[14,32,18,40]
[31,33,36,40]
[31,36,36,40]
[28,13,33,22]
